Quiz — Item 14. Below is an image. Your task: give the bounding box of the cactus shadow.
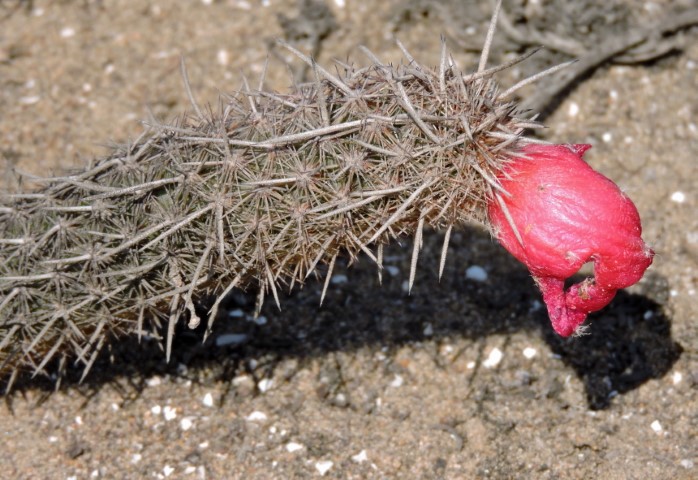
[539,286,682,410]
[544,292,683,410]
[4,229,682,411]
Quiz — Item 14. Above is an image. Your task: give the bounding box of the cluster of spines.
[0,1,566,390]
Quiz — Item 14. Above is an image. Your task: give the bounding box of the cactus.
[0,1,572,390]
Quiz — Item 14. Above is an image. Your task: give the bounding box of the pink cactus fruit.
[487,143,655,336]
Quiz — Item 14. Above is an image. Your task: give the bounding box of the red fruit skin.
[488,144,654,336]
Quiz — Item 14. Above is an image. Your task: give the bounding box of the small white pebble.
[483,348,503,368]
[131,453,142,464]
[75,416,83,425]
[67,476,77,480]
[602,132,613,143]
[163,406,177,421]
[465,265,488,282]
[624,135,633,144]
[153,49,175,60]
[352,450,368,463]
[104,64,115,75]
[90,470,99,479]
[217,49,229,66]
[215,333,248,346]
[331,274,348,285]
[609,90,618,100]
[146,376,162,387]
[466,361,476,369]
[315,461,334,476]
[568,102,579,117]
[680,459,694,469]
[180,417,194,431]
[32,7,45,16]
[151,405,162,415]
[233,374,251,385]
[529,300,542,312]
[334,0,345,8]
[48,436,58,443]
[286,442,304,453]
[60,27,76,38]
[385,265,400,277]
[184,466,197,475]
[522,347,537,359]
[199,441,209,449]
[202,392,214,407]
[163,465,174,477]
[687,60,696,70]
[672,371,683,385]
[670,191,686,203]
[643,310,654,320]
[258,378,274,392]
[19,95,41,105]
[246,411,268,421]
[650,420,663,433]
[201,0,213,4]
[389,374,404,388]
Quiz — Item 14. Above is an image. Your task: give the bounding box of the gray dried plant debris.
[392,0,698,115]
[0,1,559,390]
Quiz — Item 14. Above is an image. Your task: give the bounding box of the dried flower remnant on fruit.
[488,144,654,336]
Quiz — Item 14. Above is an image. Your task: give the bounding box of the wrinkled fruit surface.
[488,144,654,336]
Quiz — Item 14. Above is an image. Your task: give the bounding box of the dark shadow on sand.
[4,227,681,411]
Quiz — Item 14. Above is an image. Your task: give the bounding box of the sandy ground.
[0,0,696,479]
